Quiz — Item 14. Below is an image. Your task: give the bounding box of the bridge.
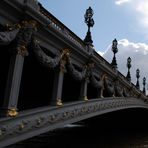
[0,0,148,147]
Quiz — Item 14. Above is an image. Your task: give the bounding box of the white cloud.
[115,0,148,29]
[97,51,104,56]
[103,39,148,91]
[115,0,130,5]
[135,0,148,28]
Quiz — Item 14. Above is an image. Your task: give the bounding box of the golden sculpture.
[7,108,18,117]
[56,98,63,106]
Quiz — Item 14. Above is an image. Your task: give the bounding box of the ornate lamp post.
[111,38,118,69]
[84,6,94,46]
[143,77,146,95]
[126,57,132,82]
[136,68,140,89]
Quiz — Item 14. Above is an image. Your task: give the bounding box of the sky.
[38,0,148,91]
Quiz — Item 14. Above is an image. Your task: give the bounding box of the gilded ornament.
[60,49,70,60]
[15,23,21,29]
[5,19,37,32]
[5,23,14,31]
[19,123,24,130]
[56,98,63,106]
[84,96,88,101]
[17,45,28,57]
[7,108,18,117]
[21,20,28,26]
[28,20,38,28]
[59,48,70,72]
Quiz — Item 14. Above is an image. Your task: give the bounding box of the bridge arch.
[83,106,148,130]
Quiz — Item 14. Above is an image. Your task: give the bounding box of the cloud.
[115,0,130,5]
[103,39,148,91]
[135,0,148,28]
[115,0,148,29]
[97,51,104,56]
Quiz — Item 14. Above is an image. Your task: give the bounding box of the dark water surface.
[7,123,148,148]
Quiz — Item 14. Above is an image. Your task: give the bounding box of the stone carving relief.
[0,20,37,57]
[103,75,115,97]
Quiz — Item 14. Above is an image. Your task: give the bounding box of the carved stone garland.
[66,58,86,81]
[103,75,115,97]
[114,79,124,97]
[90,74,104,98]
[32,41,61,68]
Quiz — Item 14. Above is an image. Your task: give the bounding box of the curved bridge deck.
[0,97,148,147]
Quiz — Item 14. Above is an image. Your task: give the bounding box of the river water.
[7,123,148,148]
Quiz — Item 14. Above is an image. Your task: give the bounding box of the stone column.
[0,20,37,117]
[51,49,69,106]
[79,62,93,101]
[2,47,28,117]
[79,79,89,101]
[51,67,65,106]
